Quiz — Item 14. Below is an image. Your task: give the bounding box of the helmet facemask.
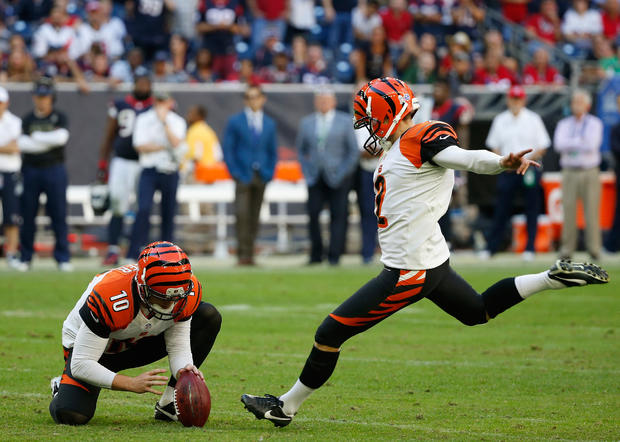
[354,114,384,156]
[137,276,193,320]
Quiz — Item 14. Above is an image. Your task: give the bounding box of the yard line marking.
[214,348,620,375]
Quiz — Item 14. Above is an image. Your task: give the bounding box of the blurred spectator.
[525,0,562,44]
[0,87,23,270]
[169,0,199,41]
[605,93,620,253]
[247,0,287,53]
[169,34,189,80]
[299,42,331,84]
[352,0,382,44]
[227,58,262,84]
[151,49,187,82]
[472,49,519,86]
[15,0,53,24]
[190,48,215,82]
[400,50,438,83]
[75,0,126,60]
[296,90,358,265]
[222,85,278,266]
[98,68,153,266]
[254,31,286,68]
[409,0,444,38]
[484,86,550,260]
[522,46,565,84]
[431,77,473,145]
[3,47,36,82]
[431,78,473,246]
[419,31,438,53]
[600,0,620,41]
[291,34,308,73]
[483,29,506,54]
[353,25,392,83]
[109,46,143,83]
[562,0,603,51]
[450,0,485,39]
[446,50,474,90]
[500,0,532,23]
[18,76,72,271]
[125,0,173,61]
[593,34,620,76]
[259,50,297,83]
[0,17,11,54]
[196,0,242,80]
[32,6,81,60]
[553,89,603,260]
[184,104,222,182]
[126,90,187,260]
[80,42,111,82]
[380,0,414,53]
[439,31,471,76]
[38,45,90,93]
[285,0,316,43]
[323,0,356,49]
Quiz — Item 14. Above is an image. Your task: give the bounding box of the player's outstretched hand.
[132,368,168,395]
[177,364,204,381]
[500,149,541,175]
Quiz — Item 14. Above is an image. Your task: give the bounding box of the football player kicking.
[49,241,221,425]
[241,77,609,427]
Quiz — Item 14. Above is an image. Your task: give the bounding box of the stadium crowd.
[1,0,620,271]
[1,0,620,88]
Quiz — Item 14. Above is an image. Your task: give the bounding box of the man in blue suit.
[297,90,359,265]
[222,84,278,266]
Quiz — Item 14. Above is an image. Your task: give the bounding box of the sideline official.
[126,90,187,261]
[18,76,72,271]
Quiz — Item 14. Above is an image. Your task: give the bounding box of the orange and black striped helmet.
[353,77,420,155]
[135,241,193,320]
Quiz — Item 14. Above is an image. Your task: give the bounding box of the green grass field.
[0,259,618,440]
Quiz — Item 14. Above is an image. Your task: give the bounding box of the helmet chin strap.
[380,101,409,151]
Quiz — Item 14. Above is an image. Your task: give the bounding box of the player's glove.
[97,159,109,183]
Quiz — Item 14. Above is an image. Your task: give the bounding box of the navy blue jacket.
[222,111,278,184]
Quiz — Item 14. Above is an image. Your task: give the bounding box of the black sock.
[481,277,524,319]
[299,346,340,389]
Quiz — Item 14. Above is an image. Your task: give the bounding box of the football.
[174,371,211,427]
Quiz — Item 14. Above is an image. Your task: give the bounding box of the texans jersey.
[108,95,153,160]
[61,264,202,354]
[374,120,458,270]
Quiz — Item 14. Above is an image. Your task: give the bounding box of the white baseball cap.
[0,87,8,103]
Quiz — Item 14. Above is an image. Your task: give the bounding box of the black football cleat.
[241,394,293,427]
[154,401,178,422]
[548,259,609,287]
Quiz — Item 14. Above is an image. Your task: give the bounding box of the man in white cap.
[484,85,551,261]
[0,87,23,269]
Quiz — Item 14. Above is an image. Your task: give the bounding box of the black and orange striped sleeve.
[420,121,459,164]
[79,290,113,338]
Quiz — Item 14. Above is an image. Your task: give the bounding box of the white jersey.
[374,120,458,271]
[62,264,202,354]
[0,110,22,172]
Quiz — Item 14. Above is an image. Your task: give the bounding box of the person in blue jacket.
[222,84,278,265]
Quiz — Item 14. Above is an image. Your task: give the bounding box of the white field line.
[214,348,620,375]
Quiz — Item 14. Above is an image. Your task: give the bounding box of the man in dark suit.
[297,90,359,265]
[222,84,278,265]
